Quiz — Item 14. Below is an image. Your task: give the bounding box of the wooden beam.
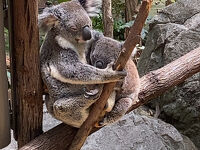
[19,46,200,150]
[8,0,43,148]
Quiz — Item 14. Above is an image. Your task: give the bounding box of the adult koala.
[87,31,140,127]
[39,0,126,128]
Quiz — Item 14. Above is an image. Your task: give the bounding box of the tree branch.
[19,46,200,150]
[131,46,200,110]
[68,1,152,150]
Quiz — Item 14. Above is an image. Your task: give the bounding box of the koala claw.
[103,103,108,111]
[84,88,99,96]
[83,86,102,100]
[94,120,105,128]
[116,70,127,80]
[95,117,109,128]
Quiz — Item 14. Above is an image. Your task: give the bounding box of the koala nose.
[82,26,92,41]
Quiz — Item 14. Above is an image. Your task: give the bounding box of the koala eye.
[95,60,105,69]
[69,25,78,31]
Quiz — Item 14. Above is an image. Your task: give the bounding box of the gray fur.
[88,31,140,127]
[39,1,126,128]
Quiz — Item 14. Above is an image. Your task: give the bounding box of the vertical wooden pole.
[9,0,43,148]
[0,0,11,148]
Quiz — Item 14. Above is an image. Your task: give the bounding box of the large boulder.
[137,0,200,148]
[81,111,197,150]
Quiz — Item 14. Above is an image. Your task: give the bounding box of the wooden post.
[8,0,43,148]
[0,0,10,148]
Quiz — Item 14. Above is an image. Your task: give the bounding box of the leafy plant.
[113,19,125,40]
[92,14,103,32]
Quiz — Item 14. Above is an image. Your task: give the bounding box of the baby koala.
[87,31,140,127]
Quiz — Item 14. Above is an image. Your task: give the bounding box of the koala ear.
[38,10,59,32]
[92,30,104,40]
[77,0,102,17]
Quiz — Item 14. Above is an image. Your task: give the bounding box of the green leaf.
[119,21,134,30]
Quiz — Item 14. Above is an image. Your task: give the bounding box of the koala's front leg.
[49,62,126,85]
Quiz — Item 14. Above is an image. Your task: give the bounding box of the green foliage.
[4,28,9,53]
[92,14,103,32]
[57,0,70,3]
[112,0,125,20]
[92,14,125,40]
[118,21,134,31]
[113,19,125,40]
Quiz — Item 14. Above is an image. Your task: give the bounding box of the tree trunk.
[125,0,139,38]
[19,46,200,150]
[8,0,43,148]
[102,0,113,38]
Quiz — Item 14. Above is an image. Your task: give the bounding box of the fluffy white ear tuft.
[78,0,102,17]
[38,9,58,32]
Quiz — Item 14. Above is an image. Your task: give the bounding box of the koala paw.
[83,85,103,100]
[95,97,133,128]
[105,63,127,82]
[95,115,113,127]
[106,62,114,70]
[114,70,127,81]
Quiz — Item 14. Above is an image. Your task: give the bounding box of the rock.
[137,0,200,148]
[81,112,197,150]
[150,0,200,26]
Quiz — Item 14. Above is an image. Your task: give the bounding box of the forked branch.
[68,1,153,150]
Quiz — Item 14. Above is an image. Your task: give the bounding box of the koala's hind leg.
[97,97,133,127]
[53,93,101,128]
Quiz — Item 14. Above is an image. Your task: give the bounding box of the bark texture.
[9,0,43,148]
[125,0,139,37]
[102,0,113,37]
